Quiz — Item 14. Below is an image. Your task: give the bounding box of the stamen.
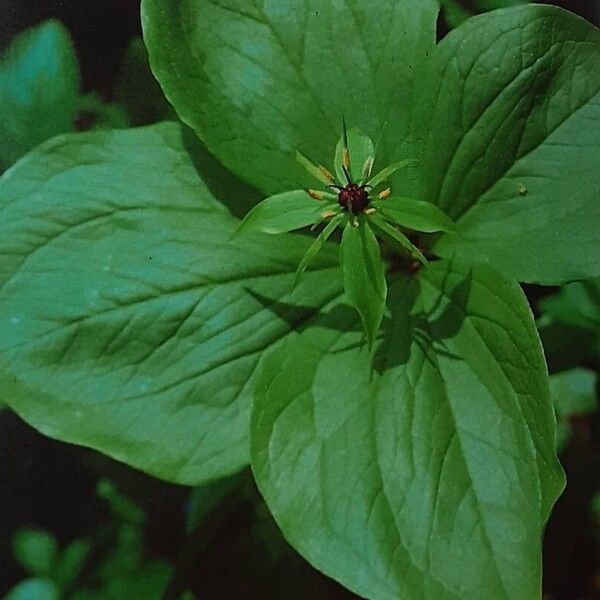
[321,210,337,219]
[378,187,391,200]
[307,189,325,201]
[342,148,350,170]
[365,208,376,215]
[319,166,335,182]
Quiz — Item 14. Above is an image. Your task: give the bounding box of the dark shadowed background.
[0,1,599,598]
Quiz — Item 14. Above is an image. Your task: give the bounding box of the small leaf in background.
[97,479,144,525]
[237,190,332,235]
[340,220,387,351]
[4,578,60,600]
[549,368,598,453]
[373,196,454,233]
[114,37,177,126]
[13,529,58,576]
[441,0,528,28]
[539,278,600,335]
[186,472,244,535]
[0,20,79,170]
[54,539,91,589]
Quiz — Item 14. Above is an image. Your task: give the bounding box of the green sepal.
[340,220,387,352]
[237,190,332,235]
[368,213,427,264]
[334,126,375,184]
[295,213,345,288]
[372,196,455,233]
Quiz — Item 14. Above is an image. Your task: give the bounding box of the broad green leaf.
[238,190,329,234]
[251,259,564,600]
[340,221,386,351]
[141,0,439,194]
[0,20,79,170]
[296,214,344,286]
[420,6,600,284]
[373,196,454,233]
[4,578,60,600]
[13,529,58,576]
[368,214,427,264]
[0,122,343,485]
[334,128,374,184]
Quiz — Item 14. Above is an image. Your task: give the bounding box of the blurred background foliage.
[0,0,599,598]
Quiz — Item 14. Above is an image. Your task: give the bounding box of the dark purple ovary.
[338,184,369,212]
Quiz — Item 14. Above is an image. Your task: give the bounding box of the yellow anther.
[342,148,350,169]
[321,210,337,219]
[319,166,335,182]
[365,208,377,215]
[307,189,324,201]
[378,187,391,200]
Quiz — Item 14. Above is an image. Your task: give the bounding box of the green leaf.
[550,368,598,452]
[334,127,374,184]
[4,579,59,600]
[55,539,90,588]
[186,472,244,534]
[373,196,454,233]
[441,0,472,28]
[13,529,58,576]
[367,159,419,189]
[420,6,600,284]
[0,20,79,170]
[141,0,439,194]
[251,260,564,600]
[442,0,528,29]
[340,221,386,351]
[238,190,330,234]
[550,368,598,419]
[368,213,427,264]
[0,122,343,485]
[295,214,344,286]
[539,277,600,334]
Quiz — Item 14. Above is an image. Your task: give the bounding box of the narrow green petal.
[295,213,345,287]
[368,213,427,264]
[367,159,418,188]
[296,150,335,184]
